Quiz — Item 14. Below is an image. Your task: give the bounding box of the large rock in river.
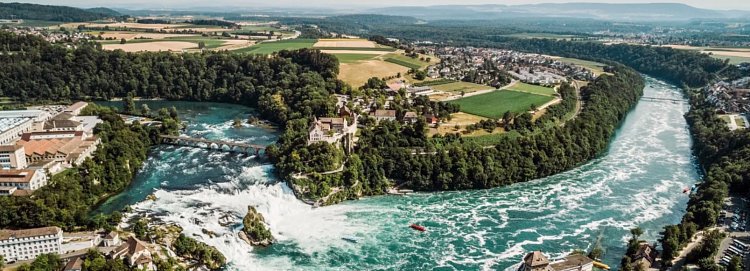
[239,206,273,247]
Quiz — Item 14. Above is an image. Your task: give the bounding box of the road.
[670,231,706,271]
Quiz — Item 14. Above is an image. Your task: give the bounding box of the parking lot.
[715,197,750,269]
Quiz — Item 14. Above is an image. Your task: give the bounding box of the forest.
[0,2,120,22]
[0,32,344,126]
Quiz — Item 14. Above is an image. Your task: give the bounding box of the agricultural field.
[102,41,197,52]
[431,81,492,94]
[383,53,433,69]
[339,60,410,88]
[233,39,317,54]
[450,90,555,118]
[99,35,252,52]
[662,45,750,64]
[333,54,380,63]
[556,57,610,75]
[314,38,377,48]
[93,31,195,40]
[508,82,557,96]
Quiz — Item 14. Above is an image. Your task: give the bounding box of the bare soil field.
[102,41,196,52]
[705,50,750,58]
[314,39,377,48]
[213,39,254,51]
[339,60,409,88]
[96,31,195,40]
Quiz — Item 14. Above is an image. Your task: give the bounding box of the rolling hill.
[368,3,750,21]
[0,2,121,22]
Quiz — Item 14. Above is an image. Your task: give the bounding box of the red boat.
[410,224,426,232]
[683,188,689,194]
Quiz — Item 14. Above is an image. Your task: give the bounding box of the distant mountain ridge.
[0,2,121,22]
[368,3,750,21]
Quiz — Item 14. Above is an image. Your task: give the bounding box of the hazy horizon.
[2,0,749,11]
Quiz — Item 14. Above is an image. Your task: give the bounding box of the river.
[96,76,699,270]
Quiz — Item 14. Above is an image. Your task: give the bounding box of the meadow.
[451,90,555,118]
[508,82,557,96]
[431,81,492,94]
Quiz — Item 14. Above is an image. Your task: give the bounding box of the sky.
[3,0,749,11]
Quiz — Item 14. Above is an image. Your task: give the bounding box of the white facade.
[0,145,27,169]
[0,227,63,262]
[0,117,34,145]
[0,169,49,191]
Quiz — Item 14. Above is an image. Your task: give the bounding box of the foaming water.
[98,77,698,270]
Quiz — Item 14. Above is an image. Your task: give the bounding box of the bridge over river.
[159,135,267,156]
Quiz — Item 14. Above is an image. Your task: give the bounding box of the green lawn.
[232,39,317,54]
[508,82,557,96]
[383,53,430,69]
[333,53,379,63]
[558,57,608,75]
[451,90,555,118]
[431,82,491,94]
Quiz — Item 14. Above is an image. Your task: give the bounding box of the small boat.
[342,236,359,243]
[683,187,689,194]
[410,224,426,232]
[593,261,610,270]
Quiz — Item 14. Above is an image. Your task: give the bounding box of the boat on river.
[342,236,359,243]
[410,224,426,232]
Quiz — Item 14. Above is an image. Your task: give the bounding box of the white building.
[370,110,397,122]
[109,236,155,271]
[0,145,27,169]
[0,117,34,145]
[308,116,357,153]
[0,227,63,262]
[0,169,49,193]
[63,102,88,116]
[0,110,48,145]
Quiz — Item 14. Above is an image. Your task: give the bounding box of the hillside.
[0,2,120,22]
[368,3,748,21]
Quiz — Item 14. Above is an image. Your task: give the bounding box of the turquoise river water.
[96,76,699,270]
